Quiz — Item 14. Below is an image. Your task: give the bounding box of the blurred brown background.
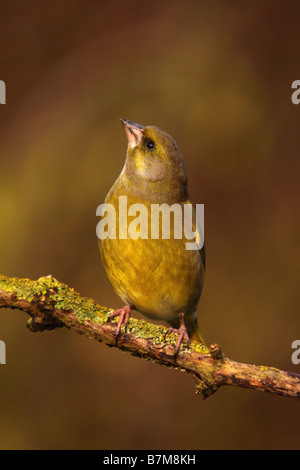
[0,0,299,450]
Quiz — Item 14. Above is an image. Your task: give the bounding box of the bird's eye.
[146,140,155,150]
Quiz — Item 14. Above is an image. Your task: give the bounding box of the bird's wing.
[185,199,205,273]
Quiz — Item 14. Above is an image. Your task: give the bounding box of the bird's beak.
[120,119,145,148]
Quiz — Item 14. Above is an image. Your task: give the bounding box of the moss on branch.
[0,274,299,400]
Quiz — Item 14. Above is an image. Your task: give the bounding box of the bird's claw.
[108,305,133,339]
[165,313,190,357]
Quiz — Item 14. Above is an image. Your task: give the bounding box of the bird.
[98,119,205,355]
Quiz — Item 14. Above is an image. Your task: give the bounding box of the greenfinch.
[98,119,205,355]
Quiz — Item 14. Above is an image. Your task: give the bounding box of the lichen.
[0,274,110,323]
[0,273,210,353]
[259,365,280,373]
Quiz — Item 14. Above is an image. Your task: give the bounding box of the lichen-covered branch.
[0,274,299,400]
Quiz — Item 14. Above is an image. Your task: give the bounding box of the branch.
[0,274,299,400]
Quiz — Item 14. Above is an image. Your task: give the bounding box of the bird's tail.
[186,317,205,345]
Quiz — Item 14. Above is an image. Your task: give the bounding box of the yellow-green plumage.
[99,120,205,349]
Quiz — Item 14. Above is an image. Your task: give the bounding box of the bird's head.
[120,119,188,201]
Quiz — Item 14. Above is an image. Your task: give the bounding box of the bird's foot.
[108,305,134,339]
[166,313,190,357]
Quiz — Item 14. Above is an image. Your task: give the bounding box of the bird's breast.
[98,183,204,322]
